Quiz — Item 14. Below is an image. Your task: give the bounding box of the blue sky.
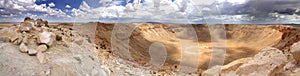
[0,0,300,24]
[35,0,82,10]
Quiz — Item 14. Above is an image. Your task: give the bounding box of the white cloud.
[65,5,71,8]
[0,0,69,19]
[217,0,247,4]
[24,13,38,18]
[48,2,55,7]
[99,0,112,6]
[60,0,300,23]
[73,0,209,22]
[37,0,47,1]
[74,1,126,19]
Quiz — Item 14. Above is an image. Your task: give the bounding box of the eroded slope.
[95,23,300,73]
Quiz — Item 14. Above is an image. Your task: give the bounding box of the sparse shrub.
[56,35,62,41]
[36,19,43,26]
[24,17,32,22]
[100,44,106,49]
[44,20,49,27]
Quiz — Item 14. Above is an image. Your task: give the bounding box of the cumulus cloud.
[73,0,219,23]
[1,0,295,23]
[0,0,69,18]
[65,5,71,8]
[48,2,55,7]
[72,1,125,20]
[78,0,268,23]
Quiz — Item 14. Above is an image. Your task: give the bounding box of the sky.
[0,0,300,24]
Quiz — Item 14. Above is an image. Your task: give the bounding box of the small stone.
[37,52,46,64]
[19,43,28,53]
[12,33,22,45]
[291,42,300,63]
[73,37,84,45]
[21,36,28,44]
[0,37,9,42]
[28,49,38,55]
[12,38,22,45]
[39,71,46,76]
[36,44,48,52]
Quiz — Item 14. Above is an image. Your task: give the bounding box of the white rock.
[74,37,84,45]
[201,65,222,76]
[202,57,251,76]
[222,57,251,73]
[21,33,28,44]
[28,49,38,55]
[291,42,300,63]
[37,52,46,64]
[36,44,48,52]
[19,43,28,53]
[235,47,288,76]
[39,71,46,76]
[19,22,33,32]
[38,31,55,46]
[291,68,300,76]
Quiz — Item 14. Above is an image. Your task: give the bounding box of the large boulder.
[38,31,55,46]
[291,41,300,63]
[19,22,34,32]
[235,47,288,76]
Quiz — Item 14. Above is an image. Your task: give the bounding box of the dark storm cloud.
[219,0,300,20]
[275,8,300,15]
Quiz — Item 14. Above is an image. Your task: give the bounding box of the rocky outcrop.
[0,18,56,56]
[203,47,289,76]
[291,41,300,63]
[0,26,21,43]
[0,41,106,76]
[201,57,251,76]
[0,17,106,76]
[235,47,288,76]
